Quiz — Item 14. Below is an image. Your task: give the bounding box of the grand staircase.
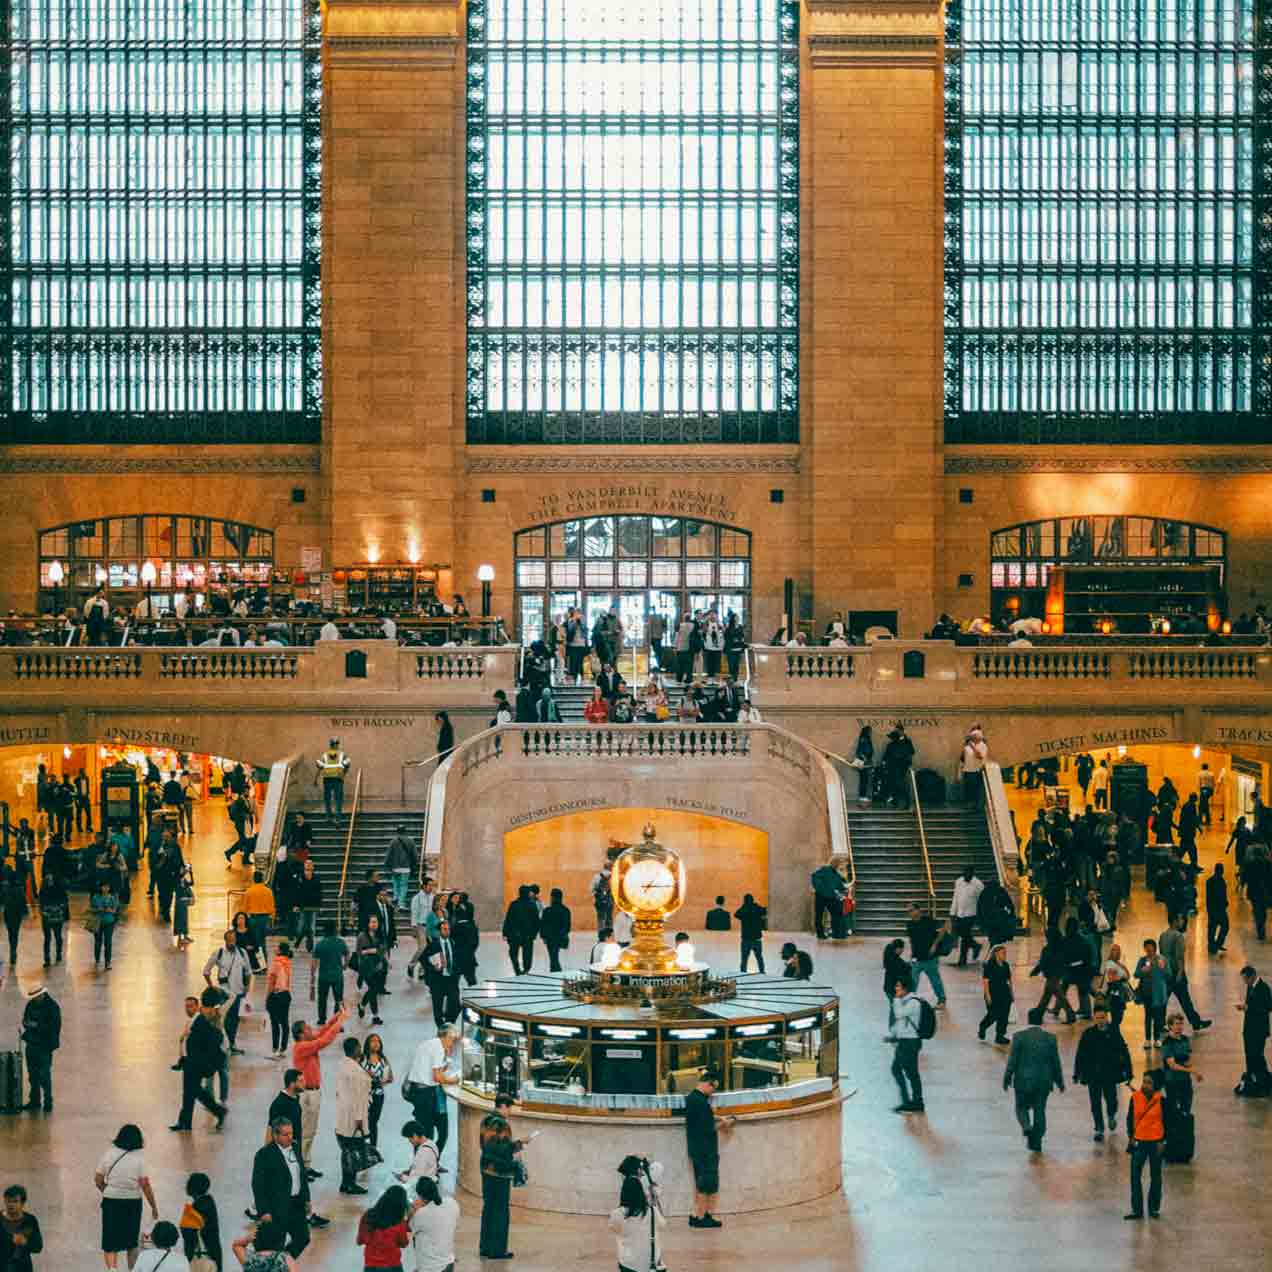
[847,803,998,935]
[543,682,691,721]
[288,808,427,932]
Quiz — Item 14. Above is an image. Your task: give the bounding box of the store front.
[513,515,752,651]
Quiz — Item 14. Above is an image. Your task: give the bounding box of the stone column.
[804,0,944,635]
[323,1,463,570]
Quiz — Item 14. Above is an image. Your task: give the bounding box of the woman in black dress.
[978,944,1014,1044]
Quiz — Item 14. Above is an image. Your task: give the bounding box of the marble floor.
[2,807,1271,1271]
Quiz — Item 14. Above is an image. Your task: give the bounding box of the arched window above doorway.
[990,515,1227,629]
[513,515,751,647]
[38,515,275,613]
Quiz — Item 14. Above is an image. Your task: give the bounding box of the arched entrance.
[513,514,752,650]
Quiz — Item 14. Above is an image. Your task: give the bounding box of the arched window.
[514,516,751,646]
[38,515,275,613]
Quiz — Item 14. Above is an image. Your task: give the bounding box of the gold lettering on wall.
[528,484,739,526]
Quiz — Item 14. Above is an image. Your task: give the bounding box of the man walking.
[315,738,350,819]
[289,1009,347,1169]
[1157,914,1211,1033]
[810,863,848,940]
[1073,1005,1132,1141]
[538,888,571,973]
[1236,963,1272,1097]
[949,865,984,967]
[885,973,926,1113]
[906,901,947,1007]
[685,1068,731,1229]
[170,987,229,1131]
[1003,1006,1064,1151]
[734,894,767,973]
[383,825,415,911]
[501,885,539,976]
[203,928,254,1054]
[312,919,348,1025]
[74,769,93,834]
[1125,1073,1166,1220]
[1205,863,1230,955]
[252,1119,312,1259]
[19,986,60,1113]
[242,872,276,969]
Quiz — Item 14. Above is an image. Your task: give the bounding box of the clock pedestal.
[615,916,680,974]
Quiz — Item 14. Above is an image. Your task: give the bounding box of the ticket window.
[593,1028,656,1095]
[783,1014,824,1083]
[730,1021,784,1090]
[529,1026,589,1092]
[660,1030,726,1094]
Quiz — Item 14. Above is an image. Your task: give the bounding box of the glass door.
[617,593,649,684]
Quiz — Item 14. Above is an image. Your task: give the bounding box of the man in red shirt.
[290,1008,347,1171]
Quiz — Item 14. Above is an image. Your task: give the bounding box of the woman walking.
[180,1172,222,1271]
[173,865,195,949]
[1100,942,1133,1029]
[91,880,120,970]
[38,872,68,967]
[1135,938,1170,1050]
[95,1124,158,1270]
[360,1033,394,1153]
[853,726,875,801]
[357,915,389,1025]
[265,941,294,1058]
[355,1187,410,1272]
[978,943,1014,1044]
[478,1115,520,1260]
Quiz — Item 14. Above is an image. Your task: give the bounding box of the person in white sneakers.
[949,866,985,967]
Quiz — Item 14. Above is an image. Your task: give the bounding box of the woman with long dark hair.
[355,1186,410,1271]
[360,1032,394,1152]
[357,915,389,1025]
[409,1176,459,1272]
[609,1171,664,1272]
[434,711,454,759]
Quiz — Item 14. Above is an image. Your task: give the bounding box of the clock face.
[620,857,678,914]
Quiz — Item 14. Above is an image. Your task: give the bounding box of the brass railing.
[909,768,936,913]
[336,769,363,903]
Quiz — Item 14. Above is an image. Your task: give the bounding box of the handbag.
[82,910,101,934]
[511,1153,529,1188]
[935,928,956,957]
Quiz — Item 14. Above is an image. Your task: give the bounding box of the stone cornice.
[0,452,321,476]
[325,0,461,67]
[466,452,800,476]
[944,451,1272,475]
[808,32,941,67]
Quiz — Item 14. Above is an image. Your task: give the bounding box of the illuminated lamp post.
[140,558,158,619]
[477,563,495,621]
[47,559,64,619]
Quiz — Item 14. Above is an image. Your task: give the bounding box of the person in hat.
[20,985,61,1112]
[315,739,350,819]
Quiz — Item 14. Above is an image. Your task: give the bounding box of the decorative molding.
[808,32,941,66]
[327,35,458,68]
[467,453,801,476]
[0,454,322,476]
[945,453,1272,475]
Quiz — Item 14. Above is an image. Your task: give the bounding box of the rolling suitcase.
[0,1047,23,1114]
[1163,1104,1195,1164]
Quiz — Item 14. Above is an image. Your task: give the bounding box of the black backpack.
[917,998,938,1040]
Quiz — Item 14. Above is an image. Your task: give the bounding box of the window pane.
[584,561,615,587]
[618,561,648,587]
[583,518,614,557]
[518,529,546,556]
[550,521,582,558]
[652,518,682,557]
[617,517,649,558]
[945,0,1262,443]
[517,560,547,587]
[651,561,681,587]
[4,0,322,444]
[686,561,714,588]
[467,0,800,444]
[551,561,581,587]
[685,521,717,557]
[719,528,750,557]
[108,518,140,556]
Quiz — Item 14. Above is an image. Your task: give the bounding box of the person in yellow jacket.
[243,871,277,966]
[315,739,350,819]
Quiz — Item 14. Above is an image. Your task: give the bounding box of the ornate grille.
[466,0,799,445]
[944,0,1272,444]
[0,0,323,445]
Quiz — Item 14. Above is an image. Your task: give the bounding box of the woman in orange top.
[265,940,294,1058]
[583,687,609,723]
[1125,1071,1165,1220]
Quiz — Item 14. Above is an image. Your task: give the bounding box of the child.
[180,1172,222,1270]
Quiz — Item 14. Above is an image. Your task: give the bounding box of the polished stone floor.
[2,806,1271,1270]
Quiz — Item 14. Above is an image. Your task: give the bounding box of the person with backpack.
[1003,1006,1064,1152]
[885,972,929,1114]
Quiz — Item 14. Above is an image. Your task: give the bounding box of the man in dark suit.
[502,884,540,976]
[171,987,228,1131]
[1004,1006,1065,1151]
[375,886,398,950]
[423,919,462,1029]
[252,1118,311,1259]
[354,870,381,932]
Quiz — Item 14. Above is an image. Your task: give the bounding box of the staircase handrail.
[258,752,304,885]
[336,769,363,902]
[982,761,1024,923]
[774,736,855,892]
[909,768,936,912]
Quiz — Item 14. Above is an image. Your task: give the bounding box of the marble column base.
[456,1089,844,1215]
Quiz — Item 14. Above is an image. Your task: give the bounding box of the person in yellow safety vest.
[315,739,351,819]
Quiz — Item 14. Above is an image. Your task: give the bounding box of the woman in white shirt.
[409,1177,459,1272]
[95,1123,159,1270]
[608,1173,664,1272]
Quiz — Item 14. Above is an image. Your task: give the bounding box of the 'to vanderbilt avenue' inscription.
[529,485,738,526]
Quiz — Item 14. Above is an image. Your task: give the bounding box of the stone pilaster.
[323,1,463,571]
[803,0,943,634]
